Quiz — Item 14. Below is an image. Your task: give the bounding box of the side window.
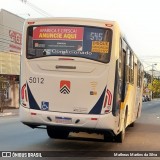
[139,64,143,87]
[137,61,141,87]
[126,49,134,84]
[141,66,144,86]
[130,52,134,83]
[126,49,130,83]
[118,39,124,95]
[119,39,122,78]
[119,38,126,82]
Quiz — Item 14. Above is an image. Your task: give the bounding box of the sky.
[0,0,160,75]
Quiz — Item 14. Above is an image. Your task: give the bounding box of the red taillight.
[105,106,111,114]
[21,84,28,107]
[22,103,26,106]
[21,84,26,100]
[105,110,110,113]
[103,89,112,113]
[28,21,35,25]
[107,89,112,105]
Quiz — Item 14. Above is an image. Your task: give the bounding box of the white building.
[0,9,24,108]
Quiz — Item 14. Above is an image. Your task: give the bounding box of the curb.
[0,112,18,117]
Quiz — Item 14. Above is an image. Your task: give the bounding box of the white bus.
[20,18,143,142]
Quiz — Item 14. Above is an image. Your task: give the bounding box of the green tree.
[148,79,160,98]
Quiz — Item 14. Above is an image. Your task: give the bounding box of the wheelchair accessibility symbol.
[41,101,49,111]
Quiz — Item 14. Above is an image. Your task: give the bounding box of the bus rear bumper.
[20,106,115,133]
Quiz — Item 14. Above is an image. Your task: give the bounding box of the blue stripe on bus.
[27,83,40,110]
[89,87,106,114]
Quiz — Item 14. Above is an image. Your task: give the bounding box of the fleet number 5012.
[29,77,44,84]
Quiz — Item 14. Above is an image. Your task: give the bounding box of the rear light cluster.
[28,21,35,25]
[21,84,28,107]
[105,24,113,27]
[103,89,112,114]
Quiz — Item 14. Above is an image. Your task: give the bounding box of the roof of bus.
[26,17,115,23]
[24,17,143,68]
[25,17,119,27]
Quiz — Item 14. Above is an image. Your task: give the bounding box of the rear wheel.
[137,104,140,118]
[47,126,69,139]
[129,122,134,127]
[104,133,113,142]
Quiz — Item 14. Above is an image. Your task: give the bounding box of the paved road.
[0,99,160,159]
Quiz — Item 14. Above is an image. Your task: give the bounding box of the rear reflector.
[105,110,110,113]
[91,118,98,120]
[31,112,37,115]
[22,103,26,106]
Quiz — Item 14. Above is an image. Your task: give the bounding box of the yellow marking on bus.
[91,41,109,53]
[120,85,133,110]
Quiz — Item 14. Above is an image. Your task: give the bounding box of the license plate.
[55,116,72,124]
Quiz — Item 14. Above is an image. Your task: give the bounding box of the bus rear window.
[27,25,112,63]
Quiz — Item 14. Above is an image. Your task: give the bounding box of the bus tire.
[104,133,113,142]
[137,104,140,118]
[47,126,69,139]
[129,122,134,127]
